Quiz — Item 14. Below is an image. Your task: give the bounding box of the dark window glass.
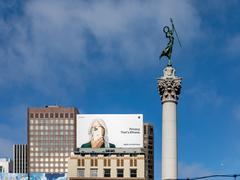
[150,127,153,134]
[65,113,69,118]
[40,113,44,118]
[45,113,49,118]
[60,113,64,118]
[30,113,34,118]
[50,113,54,118]
[117,169,124,177]
[55,113,58,118]
[130,159,133,166]
[70,113,74,118]
[144,125,147,135]
[130,169,137,177]
[121,159,124,166]
[35,113,39,118]
[134,159,137,166]
[104,169,111,177]
[104,159,111,166]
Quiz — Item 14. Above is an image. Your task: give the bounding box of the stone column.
[157,65,182,180]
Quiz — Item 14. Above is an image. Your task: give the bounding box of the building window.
[91,159,98,166]
[50,113,54,118]
[45,113,49,118]
[134,159,137,166]
[104,169,111,177]
[70,113,74,118]
[30,113,34,118]
[104,159,111,166]
[117,169,124,177]
[90,169,98,177]
[130,169,137,177]
[55,113,58,118]
[77,168,85,177]
[78,159,85,166]
[65,113,69,118]
[150,127,153,134]
[0,166,3,173]
[117,159,124,166]
[60,113,64,118]
[40,113,44,118]
[35,113,39,118]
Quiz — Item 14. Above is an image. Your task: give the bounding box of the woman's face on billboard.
[92,121,105,141]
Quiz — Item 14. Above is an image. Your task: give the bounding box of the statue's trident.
[160,18,182,66]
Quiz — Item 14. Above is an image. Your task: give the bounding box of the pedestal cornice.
[157,66,182,103]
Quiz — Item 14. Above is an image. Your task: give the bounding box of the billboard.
[77,114,143,148]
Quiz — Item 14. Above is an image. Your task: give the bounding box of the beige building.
[68,148,145,180]
[143,123,154,180]
[27,106,79,173]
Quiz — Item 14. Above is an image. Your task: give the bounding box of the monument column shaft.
[157,65,181,180]
[162,101,177,179]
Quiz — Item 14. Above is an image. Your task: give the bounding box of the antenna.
[170,18,182,48]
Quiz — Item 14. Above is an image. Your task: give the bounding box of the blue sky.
[1,0,240,179]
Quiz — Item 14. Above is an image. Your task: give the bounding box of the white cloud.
[0,0,202,94]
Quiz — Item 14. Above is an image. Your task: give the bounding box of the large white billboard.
[77,114,143,148]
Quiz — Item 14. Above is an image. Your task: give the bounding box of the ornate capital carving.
[157,66,182,103]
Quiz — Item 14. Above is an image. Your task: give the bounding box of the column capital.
[157,66,182,103]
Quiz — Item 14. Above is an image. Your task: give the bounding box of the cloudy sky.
[1,0,240,179]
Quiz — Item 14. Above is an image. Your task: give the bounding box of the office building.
[13,144,28,173]
[28,106,79,173]
[68,148,145,180]
[144,123,154,180]
[0,158,12,173]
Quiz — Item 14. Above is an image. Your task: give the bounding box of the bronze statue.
[160,18,181,66]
